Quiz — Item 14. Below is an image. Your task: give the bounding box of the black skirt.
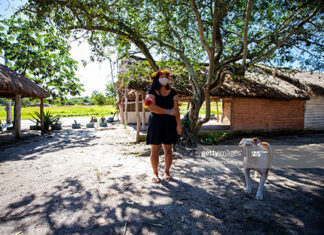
[146,112,178,145]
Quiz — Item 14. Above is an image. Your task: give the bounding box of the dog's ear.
[260,142,269,146]
[251,137,261,144]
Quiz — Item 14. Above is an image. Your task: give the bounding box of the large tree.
[23,0,323,146]
[0,13,84,100]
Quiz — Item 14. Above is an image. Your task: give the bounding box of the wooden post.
[216,100,219,122]
[14,94,21,139]
[141,96,146,131]
[135,91,140,143]
[5,99,12,124]
[40,98,44,133]
[124,88,128,125]
[119,101,124,124]
[221,99,224,123]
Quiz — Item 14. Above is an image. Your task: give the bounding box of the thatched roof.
[210,68,309,100]
[0,64,50,98]
[114,57,202,101]
[254,65,324,96]
[116,57,323,101]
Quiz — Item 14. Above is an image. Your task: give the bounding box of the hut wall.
[304,95,324,130]
[119,100,150,124]
[127,112,150,124]
[221,98,231,124]
[231,97,305,131]
[122,101,145,112]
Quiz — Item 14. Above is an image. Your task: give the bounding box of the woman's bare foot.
[152,174,160,183]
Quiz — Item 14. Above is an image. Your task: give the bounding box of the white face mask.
[159,77,168,86]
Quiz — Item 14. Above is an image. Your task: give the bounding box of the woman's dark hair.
[150,73,171,94]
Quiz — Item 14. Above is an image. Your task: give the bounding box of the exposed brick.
[230,97,305,131]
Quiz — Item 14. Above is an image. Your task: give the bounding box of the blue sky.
[0,0,115,97]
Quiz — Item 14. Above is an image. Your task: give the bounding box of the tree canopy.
[21,0,323,145]
[91,90,108,106]
[0,13,84,100]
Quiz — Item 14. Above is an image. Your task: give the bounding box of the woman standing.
[145,69,182,183]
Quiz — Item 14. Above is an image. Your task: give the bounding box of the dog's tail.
[259,142,273,172]
[259,142,273,157]
[258,142,272,154]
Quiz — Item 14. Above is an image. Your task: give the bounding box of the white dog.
[239,137,273,200]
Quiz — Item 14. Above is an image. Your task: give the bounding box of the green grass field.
[0,101,222,121]
[0,105,117,121]
[180,101,222,115]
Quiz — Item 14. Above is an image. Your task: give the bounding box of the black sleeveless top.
[145,87,178,144]
[146,88,177,110]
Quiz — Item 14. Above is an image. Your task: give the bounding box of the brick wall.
[231,97,305,131]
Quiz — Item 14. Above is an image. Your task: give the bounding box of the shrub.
[30,110,60,131]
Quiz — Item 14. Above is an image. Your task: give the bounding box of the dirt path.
[0,126,323,234]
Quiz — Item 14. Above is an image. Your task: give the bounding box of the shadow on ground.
[0,129,99,163]
[0,157,323,234]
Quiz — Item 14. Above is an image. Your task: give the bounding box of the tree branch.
[189,0,211,56]
[294,45,318,57]
[68,25,158,70]
[249,7,320,66]
[248,6,307,45]
[242,0,252,67]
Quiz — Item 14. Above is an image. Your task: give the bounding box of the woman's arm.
[145,94,176,115]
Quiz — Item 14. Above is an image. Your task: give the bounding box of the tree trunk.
[124,87,128,126]
[174,54,208,149]
[175,66,231,149]
[119,101,124,124]
[175,95,205,149]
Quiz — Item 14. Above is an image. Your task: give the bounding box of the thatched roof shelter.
[115,57,323,102]
[0,64,50,98]
[0,63,50,139]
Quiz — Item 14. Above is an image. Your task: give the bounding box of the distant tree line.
[0,82,117,107]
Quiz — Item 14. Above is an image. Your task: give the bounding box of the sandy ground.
[17,115,228,133]
[0,124,323,235]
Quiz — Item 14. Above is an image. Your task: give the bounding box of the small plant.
[30,110,60,131]
[86,118,95,128]
[100,117,106,123]
[51,116,62,130]
[52,116,61,125]
[72,120,81,129]
[99,116,107,127]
